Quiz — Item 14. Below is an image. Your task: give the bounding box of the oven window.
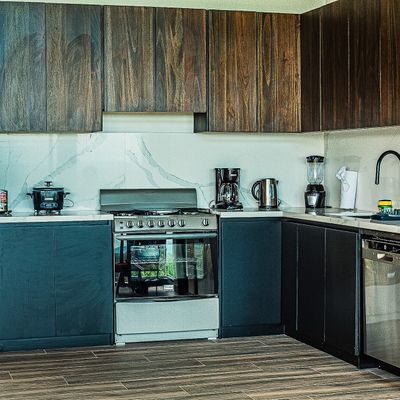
[115,238,217,299]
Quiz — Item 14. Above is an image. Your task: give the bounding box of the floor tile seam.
[177,374,391,393]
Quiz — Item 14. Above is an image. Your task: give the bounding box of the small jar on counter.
[378,199,393,214]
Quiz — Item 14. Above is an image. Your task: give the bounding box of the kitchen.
[2,0,400,398]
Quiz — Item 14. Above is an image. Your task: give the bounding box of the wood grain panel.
[155,8,206,112]
[258,13,300,133]
[321,1,350,131]
[0,2,46,132]
[300,7,321,132]
[380,0,400,126]
[209,11,258,132]
[349,0,380,129]
[104,6,155,112]
[0,336,398,399]
[46,4,102,132]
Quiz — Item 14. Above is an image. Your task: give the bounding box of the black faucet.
[375,150,400,184]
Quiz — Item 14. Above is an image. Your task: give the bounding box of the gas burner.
[113,208,210,217]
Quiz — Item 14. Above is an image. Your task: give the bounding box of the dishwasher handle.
[362,247,400,266]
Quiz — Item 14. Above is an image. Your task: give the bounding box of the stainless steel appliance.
[252,178,279,209]
[100,188,219,344]
[27,181,70,214]
[215,168,243,210]
[363,236,400,368]
[305,155,326,208]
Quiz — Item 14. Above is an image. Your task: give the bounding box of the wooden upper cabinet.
[104,6,155,112]
[380,0,400,127]
[209,11,258,132]
[46,4,102,132]
[349,0,380,129]
[301,7,321,132]
[155,8,206,113]
[321,1,350,131]
[258,13,301,133]
[0,2,46,132]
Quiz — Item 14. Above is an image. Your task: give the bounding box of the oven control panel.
[114,214,217,233]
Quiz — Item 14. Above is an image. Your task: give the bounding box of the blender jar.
[306,156,325,184]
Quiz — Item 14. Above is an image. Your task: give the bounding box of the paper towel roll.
[339,170,358,209]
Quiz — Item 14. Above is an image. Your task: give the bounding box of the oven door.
[114,232,218,301]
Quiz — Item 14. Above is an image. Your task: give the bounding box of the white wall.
[2,115,324,212]
[0,0,334,13]
[325,126,400,212]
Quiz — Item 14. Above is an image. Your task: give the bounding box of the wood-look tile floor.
[0,335,400,399]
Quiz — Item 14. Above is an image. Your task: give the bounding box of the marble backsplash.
[1,114,324,212]
[325,126,400,211]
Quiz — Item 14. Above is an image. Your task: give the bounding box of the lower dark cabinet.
[219,218,282,337]
[54,224,113,337]
[297,224,325,346]
[325,228,360,356]
[0,226,55,341]
[282,222,297,336]
[282,220,361,364]
[0,221,113,351]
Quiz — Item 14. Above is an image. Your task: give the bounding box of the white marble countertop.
[213,207,400,235]
[0,210,113,224]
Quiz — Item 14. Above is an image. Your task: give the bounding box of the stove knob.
[158,220,165,228]
[202,218,209,227]
[178,219,185,227]
[147,220,155,228]
[168,220,175,227]
[126,221,134,228]
[137,220,144,228]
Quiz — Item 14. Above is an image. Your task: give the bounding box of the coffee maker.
[215,168,243,210]
[304,155,326,208]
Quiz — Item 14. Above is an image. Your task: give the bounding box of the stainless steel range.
[100,188,219,344]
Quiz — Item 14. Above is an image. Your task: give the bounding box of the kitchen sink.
[324,211,374,219]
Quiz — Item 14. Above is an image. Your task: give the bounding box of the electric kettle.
[252,178,279,209]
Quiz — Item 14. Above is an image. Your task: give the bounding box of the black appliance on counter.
[27,181,70,214]
[305,156,326,209]
[215,168,243,210]
[100,188,219,344]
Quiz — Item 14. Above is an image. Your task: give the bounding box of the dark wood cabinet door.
[258,13,300,133]
[380,0,400,126]
[155,8,206,113]
[209,11,258,132]
[321,1,350,131]
[0,2,46,132]
[297,224,325,346]
[301,7,321,132]
[46,4,102,132]
[54,223,113,337]
[282,221,298,336]
[349,0,380,129]
[0,225,55,340]
[104,6,155,112]
[325,228,359,356]
[220,219,281,337]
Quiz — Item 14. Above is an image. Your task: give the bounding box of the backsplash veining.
[1,114,324,212]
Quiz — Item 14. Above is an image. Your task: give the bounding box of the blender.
[305,155,326,208]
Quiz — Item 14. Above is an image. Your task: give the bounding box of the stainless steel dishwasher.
[363,236,400,367]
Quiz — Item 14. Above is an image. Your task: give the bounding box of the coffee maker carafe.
[215,168,243,210]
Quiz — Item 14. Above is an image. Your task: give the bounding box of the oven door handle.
[115,232,217,241]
